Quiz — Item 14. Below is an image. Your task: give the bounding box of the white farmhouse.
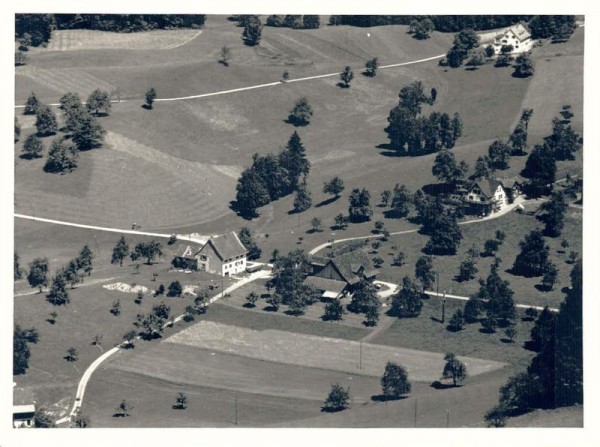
[171,231,248,276]
[462,179,507,215]
[492,23,534,55]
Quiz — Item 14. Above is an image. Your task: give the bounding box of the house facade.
[171,231,248,276]
[492,24,534,54]
[196,231,247,276]
[304,250,379,300]
[462,179,507,215]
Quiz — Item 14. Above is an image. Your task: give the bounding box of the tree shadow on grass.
[263,305,279,313]
[336,82,350,89]
[371,394,409,402]
[315,197,337,208]
[430,381,457,390]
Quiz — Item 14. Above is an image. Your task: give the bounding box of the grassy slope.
[13,219,235,413]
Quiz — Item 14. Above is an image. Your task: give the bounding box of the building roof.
[510,23,531,41]
[328,250,376,285]
[175,244,201,259]
[304,276,347,294]
[468,179,504,199]
[496,176,524,188]
[208,231,247,261]
[13,387,34,406]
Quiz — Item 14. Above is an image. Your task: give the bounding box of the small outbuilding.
[13,386,36,428]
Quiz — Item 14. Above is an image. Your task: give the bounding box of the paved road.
[55,268,272,426]
[309,197,528,256]
[14,213,207,245]
[14,53,445,108]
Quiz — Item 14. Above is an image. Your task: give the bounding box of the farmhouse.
[13,386,35,428]
[304,250,380,300]
[462,179,507,215]
[497,176,524,203]
[491,23,534,54]
[171,231,248,276]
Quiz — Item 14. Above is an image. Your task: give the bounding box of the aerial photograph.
[11,10,586,436]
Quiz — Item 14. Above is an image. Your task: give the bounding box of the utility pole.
[446,408,450,428]
[235,394,238,426]
[414,398,417,427]
[441,290,447,324]
[359,341,363,370]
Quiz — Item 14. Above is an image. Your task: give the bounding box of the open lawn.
[372,295,537,368]
[165,320,504,381]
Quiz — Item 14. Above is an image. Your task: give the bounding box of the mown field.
[14,20,583,232]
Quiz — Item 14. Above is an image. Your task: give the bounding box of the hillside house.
[171,232,247,276]
[304,250,379,300]
[13,386,35,428]
[196,231,247,276]
[492,23,533,54]
[462,179,507,215]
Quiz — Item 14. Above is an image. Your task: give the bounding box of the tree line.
[16,14,206,47]
[485,259,582,426]
[234,131,311,218]
[385,81,463,156]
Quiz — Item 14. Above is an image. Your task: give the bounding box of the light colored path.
[309,197,528,256]
[55,268,272,426]
[424,290,558,313]
[14,213,206,245]
[14,53,445,109]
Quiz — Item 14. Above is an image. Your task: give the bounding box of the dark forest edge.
[15,14,207,47]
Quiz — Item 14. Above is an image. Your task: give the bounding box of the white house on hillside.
[491,23,534,54]
[462,179,507,215]
[172,231,248,276]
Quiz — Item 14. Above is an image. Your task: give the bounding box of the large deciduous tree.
[86,89,112,116]
[442,352,467,386]
[111,237,129,267]
[348,188,372,223]
[381,362,412,399]
[27,257,48,292]
[287,97,313,126]
[512,229,550,277]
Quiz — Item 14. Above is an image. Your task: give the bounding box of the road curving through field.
[14,53,445,109]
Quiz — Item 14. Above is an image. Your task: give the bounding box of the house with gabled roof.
[304,249,379,300]
[462,179,507,215]
[492,23,534,55]
[196,231,248,276]
[171,231,248,276]
[13,386,35,428]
